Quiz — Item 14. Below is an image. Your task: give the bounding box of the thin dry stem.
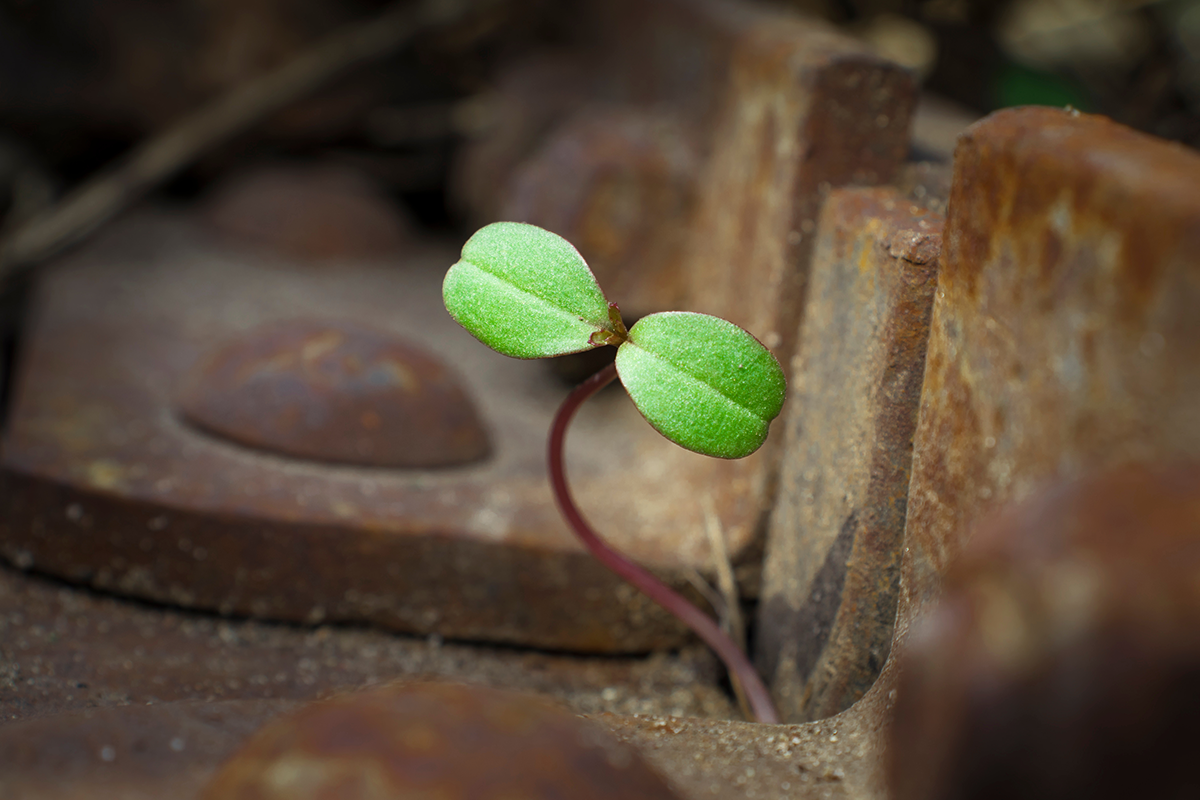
[0,0,493,283]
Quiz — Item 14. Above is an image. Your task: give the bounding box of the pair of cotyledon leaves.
[442,222,786,459]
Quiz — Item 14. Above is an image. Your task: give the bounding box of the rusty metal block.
[177,319,490,469]
[890,463,1200,800]
[770,105,1200,800]
[757,187,942,723]
[680,13,916,372]
[903,106,1200,616]
[0,698,297,800]
[0,551,872,797]
[0,563,734,728]
[201,164,412,261]
[201,682,683,800]
[0,0,922,656]
[0,215,770,654]
[502,108,701,316]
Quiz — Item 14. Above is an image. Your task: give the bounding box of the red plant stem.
[548,362,780,724]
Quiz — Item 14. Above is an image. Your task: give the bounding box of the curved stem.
[548,362,779,724]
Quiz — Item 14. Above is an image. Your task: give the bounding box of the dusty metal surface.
[5,103,1198,799]
[902,106,1200,622]
[201,164,412,261]
[177,318,490,468]
[502,107,702,315]
[0,0,918,654]
[0,213,768,653]
[202,682,684,800]
[8,10,1200,800]
[607,708,885,800]
[0,553,871,800]
[680,12,915,375]
[890,463,1200,800]
[0,559,735,799]
[758,187,941,723]
[0,563,734,727]
[0,698,297,800]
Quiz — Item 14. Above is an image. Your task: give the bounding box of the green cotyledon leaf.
[443,222,619,359]
[614,312,786,459]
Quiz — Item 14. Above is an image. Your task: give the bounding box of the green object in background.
[443,222,786,458]
[994,61,1092,112]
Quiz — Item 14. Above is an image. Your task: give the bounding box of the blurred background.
[0,0,1196,244]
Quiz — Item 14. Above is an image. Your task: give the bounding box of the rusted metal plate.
[501,107,701,316]
[0,560,735,726]
[201,164,412,261]
[680,12,916,374]
[890,463,1200,800]
[18,13,1200,800]
[0,213,769,653]
[177,319,490,468]
[201,682,684,800]
[758,187,942,723]
[0,551,882,800]
[0,699,298,800]
[0,690,875,800]
[6,103,1194,799]
[0,0,922,654]
[902,106,1200,620]
[450,53,591,226]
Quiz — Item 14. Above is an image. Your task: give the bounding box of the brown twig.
[0,0,487,285]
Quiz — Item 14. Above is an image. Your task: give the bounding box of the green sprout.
[443,221,785,723]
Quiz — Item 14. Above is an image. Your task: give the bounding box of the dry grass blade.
[0,0,491,284]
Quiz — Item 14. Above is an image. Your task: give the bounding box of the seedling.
[443,221,784,723]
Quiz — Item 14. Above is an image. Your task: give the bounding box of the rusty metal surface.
[9,14,1200,800]
[0,562,733,727]
[0,211,768,653]
[450,53,592,225]
[902,106,1200,622]
[177,319,490,468]
[0,698,880,800]
[502,107,701,316]
[9,102,1199,799]
[0,547,885,800]
[0,699,297,800]
[758,187,941,723]
[890,463,1200,800]
[0,556,868,800]
[681,14,916,375]
[202,682,684,800]
[202,164,412,261]
[0,0,922,654]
